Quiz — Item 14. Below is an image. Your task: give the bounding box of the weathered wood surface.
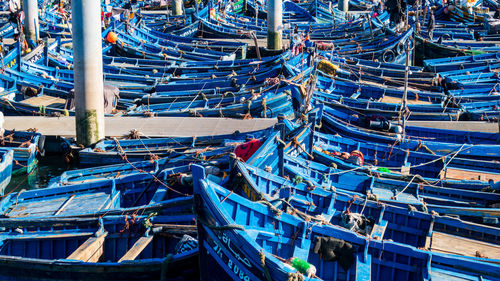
[118,236,154,262]
[428,231,500,259]
[407,121,499,133]
[153,224,197,236]
[4,116,278,138]
[443,167,500,182]
[5,193,111,218]
[21,95,66,108]
[67,232,108,262]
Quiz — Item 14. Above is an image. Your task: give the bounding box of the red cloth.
[234,139,263,162]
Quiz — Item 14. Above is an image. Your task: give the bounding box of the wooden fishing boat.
[320,105,500,160]
[0,22,16,39]
[140,83,276,105]
[244,0,317,22]
[312,130,500,182]
[193,165,500,281]
[245,128,500,220]
[313,71,446,105]
[414,35,486,64]
[128,86,293,118]
[234,160,500,261]
[129,19,248,58]
[0,130,42,174]
[423,52,500,72]
[0,165,197,219]
[0,214,198,280]
[448,88,500,103]
[314,99,460,121]
[316,28,415,64]
[459,100,500,121]
[111,25,237,61]
[196,6,390,40]
[325,56,440,92]
[48,155,225,188]
[78,127,274,166]
[0,149,13,196]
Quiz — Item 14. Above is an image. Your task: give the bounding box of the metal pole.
[22,0,39,42]
[267,0,282,50]
[72,0,105,146]
[173,0,183,16]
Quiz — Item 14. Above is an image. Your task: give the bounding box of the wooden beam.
[153,224,197,236]
[67,232,107,262]
[53,195,76,216]
[3,116,278,138]
[429,232,500,259]
[370,220,388,240]
[118,236,154,262]
[443,168,500,182]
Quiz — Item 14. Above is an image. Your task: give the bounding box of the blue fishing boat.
[193,165,500,281]
[79,127,274,166]
[0,148,13,196]
[312,131,500,183]
[320,105,500,160]
[0,130,42,174]
[128,86,293,118]
[0,164,200,219]
[47,156,222,188]
[244,125,500,222]
[233,160,500,261]
[423,52,500,72]
[0,214,198,280]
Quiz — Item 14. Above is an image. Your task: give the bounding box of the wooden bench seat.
[21,95,67,109]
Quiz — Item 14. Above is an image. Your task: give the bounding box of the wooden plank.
[53,195,76,216]
[355,253,371,281]
[57,193,111,216]
[21,95,66,108]
[407,121,499,133]
[6,197,67,218]
[3,116,277,138]
[370,220,388,240]
[429,232,500,259]
[380,96,432,105]
[443,168,500,182]
[118,236,153,262]
[153,224,197,236]
[0,232,94,240]
[67,232,108,262]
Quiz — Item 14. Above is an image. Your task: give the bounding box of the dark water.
[5,155,73,195]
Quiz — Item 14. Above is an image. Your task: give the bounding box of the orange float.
[106,31,118,44]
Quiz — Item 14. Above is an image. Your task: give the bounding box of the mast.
[402,2,409,141]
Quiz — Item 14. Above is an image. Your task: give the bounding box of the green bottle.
[290,257,311,274]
